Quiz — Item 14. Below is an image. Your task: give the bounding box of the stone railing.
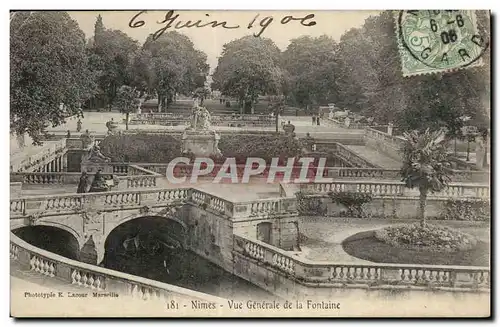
[10,188,190,218]
[123,175,158,188]
[325,167,488,183]
[10,233,225,303]
[326,168,400,179]
[127,164,161,176]
[133,113,188,120]
[331,143,378,168]
[211,114,275,127]
[234,233,490,291]
[10,187,296,221]
[300,181,490,199]
[326,117,368,129]
[112,163,129,175]
[229,197,298,220]
[190,189,234,217]
[365,127,405,149]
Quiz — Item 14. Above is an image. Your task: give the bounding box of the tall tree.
[10,11,96,144]
[212,36,283,114]
[113,85,139,130]
[138,31,209,111]
[89,15,139,109]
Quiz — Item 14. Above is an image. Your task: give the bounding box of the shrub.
[374,223,477,253]
[296,191,327,216]
[440,199,490,221]
[99,133,181,163]
[100,133,306,165]
[329,191,373,218]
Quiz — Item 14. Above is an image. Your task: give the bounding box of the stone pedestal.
[181,130,221,157]
[81,161,113,175]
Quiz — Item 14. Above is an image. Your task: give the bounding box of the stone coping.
[10,232,226,303]
[236,232,489,271]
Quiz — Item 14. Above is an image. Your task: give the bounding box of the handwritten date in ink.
[129,11,317,40]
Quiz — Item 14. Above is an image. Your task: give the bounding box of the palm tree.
[400,129,452,224]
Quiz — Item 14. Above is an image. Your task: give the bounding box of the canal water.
[14,226,275,300]
[101,247,276,301]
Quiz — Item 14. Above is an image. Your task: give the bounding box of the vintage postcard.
[9,10,490,318]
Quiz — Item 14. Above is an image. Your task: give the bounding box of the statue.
[181,104,222,157]
[80,129,94,149]
[106,118,118,135]
[189,105,212,131]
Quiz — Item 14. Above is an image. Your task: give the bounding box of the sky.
[68,10,380,71]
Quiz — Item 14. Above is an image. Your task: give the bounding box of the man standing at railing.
[77,171,89,193]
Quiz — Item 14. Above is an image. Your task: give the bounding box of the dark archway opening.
[102,216,275,300]
[102,216,188,281]
[13,226,80,260]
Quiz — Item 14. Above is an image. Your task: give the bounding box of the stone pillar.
[50,160,55,172]
[62,154,68,172]
[387,123,394,136]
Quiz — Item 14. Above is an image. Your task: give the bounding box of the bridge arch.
[103,214,188,259]
[12,225,81,260]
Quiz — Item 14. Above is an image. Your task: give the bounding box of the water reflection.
[102,246,276,301]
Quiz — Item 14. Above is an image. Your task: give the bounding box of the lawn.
[342,230,489,267]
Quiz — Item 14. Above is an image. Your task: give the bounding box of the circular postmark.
[397,10,488,71]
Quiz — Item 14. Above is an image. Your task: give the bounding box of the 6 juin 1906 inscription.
[10,9,490,318]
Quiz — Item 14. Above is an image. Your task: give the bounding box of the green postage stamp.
[396,10,488,76]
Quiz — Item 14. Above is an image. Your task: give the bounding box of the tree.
[282,35,338,108]
[400,129,452,223]
[113,85,139,130]
[89,16,139,109]
[212,36,283,114]
[268,95,285,133]
[138,32,209,111]
[10,11,97,144]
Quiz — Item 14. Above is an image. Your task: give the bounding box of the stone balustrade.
[230,197,297,219]
[10,188,190,218]
[10,233,226,303]
[326,117,367,129]
[365,127,405,149]
[327,168,401,179]
[124,175,158,188]
[234,233,490,291]
[127,164,161,176]
[11,138,68,172]
[331,143,378,168]
[301,181,490,199]
[112,163,129,175]
[189,189,233,217]
[10,186,296,220]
